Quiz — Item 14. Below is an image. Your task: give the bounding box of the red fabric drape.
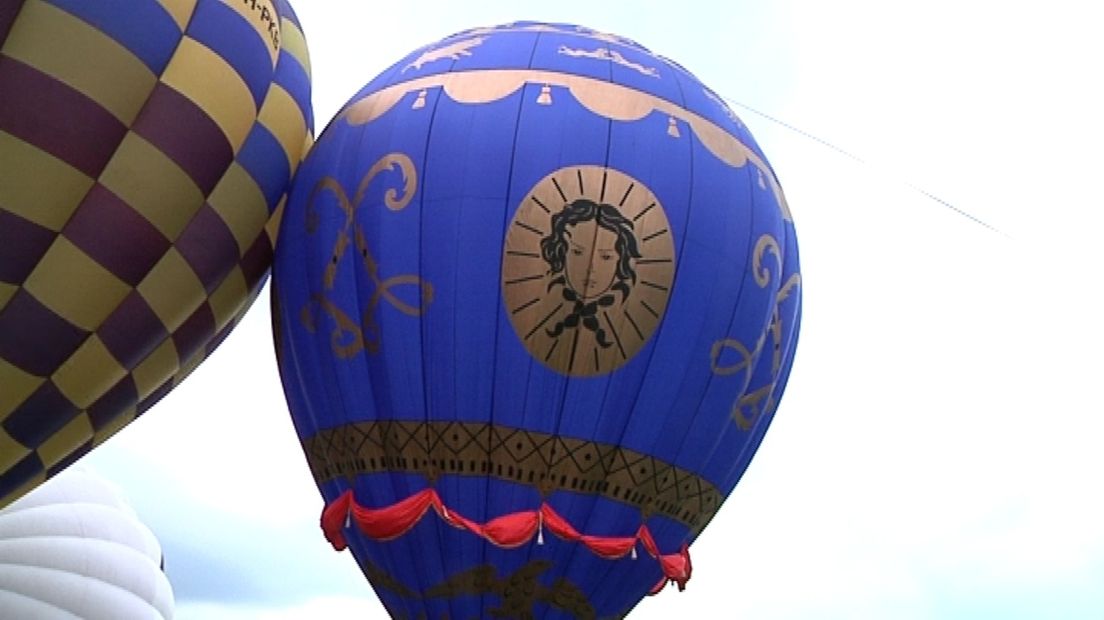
[320,489,694,592]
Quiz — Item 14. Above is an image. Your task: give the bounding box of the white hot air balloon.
[0,469,174,619]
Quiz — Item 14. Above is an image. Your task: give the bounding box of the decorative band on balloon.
[303,420,724,532]
[337,69,791,222]
[320,488,693,592]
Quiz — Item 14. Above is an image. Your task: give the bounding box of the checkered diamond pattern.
[0,0,313,506]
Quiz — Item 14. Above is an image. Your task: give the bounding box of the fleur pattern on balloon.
[299,154,433,358]
[710,234,802,431]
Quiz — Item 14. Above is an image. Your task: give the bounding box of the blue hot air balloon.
[273,22,801,619]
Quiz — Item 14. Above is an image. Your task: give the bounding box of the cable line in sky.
[725,97,1004,235]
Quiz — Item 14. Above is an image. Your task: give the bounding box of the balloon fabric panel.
[0,0,313,507]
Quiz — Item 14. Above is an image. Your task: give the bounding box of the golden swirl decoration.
[361,558,419,600]
[753,233,782,288]
[711,237,801,430]
[339,69,791,221]
[366,559,595,620]
[778,272,802,303]
[732,382,776,432]
[361,153,419,212]
[726,308,784,432]
[300,154,432,358]
[300,295,364,359]
[425,561,595,620]
[710,338,760,379]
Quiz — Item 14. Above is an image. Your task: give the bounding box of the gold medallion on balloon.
[503,166,675,377]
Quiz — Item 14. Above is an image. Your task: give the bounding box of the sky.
[81,0,1104,618]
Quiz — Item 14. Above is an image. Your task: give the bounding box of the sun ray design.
[503,166,674,377]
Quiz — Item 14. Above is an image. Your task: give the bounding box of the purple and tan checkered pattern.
[0,0,313,506]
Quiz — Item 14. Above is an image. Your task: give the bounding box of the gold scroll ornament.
[710,233,802,430]
[299,153,433,357]
[365,559,596,620]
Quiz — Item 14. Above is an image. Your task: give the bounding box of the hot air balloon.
[0,0,313,507]
[273,22,800,618]
[0,468,174,618]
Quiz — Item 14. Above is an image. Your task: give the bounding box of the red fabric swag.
[320,488,694,593]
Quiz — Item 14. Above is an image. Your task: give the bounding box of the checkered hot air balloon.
[0,0,313,507]
[273,22,800,619]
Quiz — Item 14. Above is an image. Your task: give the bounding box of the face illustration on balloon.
[543,199,641,300]
[539,199,642,348]
[503,166,675,377]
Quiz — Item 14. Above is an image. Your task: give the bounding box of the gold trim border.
[339,69,792,221]
[304,420,723,532]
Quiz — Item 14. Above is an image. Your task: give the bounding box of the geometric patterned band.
[303,420,723,532]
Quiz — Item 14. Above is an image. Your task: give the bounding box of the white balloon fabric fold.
[0,470,174,619]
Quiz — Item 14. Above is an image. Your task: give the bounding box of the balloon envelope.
[0,0,313,507]
[274,22,800,618]
[0,469,174,619]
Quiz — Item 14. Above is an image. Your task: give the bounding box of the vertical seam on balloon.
[555,47,638,608]
[287,132,349,525]
[570,53,697,610]
[475,28,548,617]
[439,44,476,620]
[327,51,413,615]
[414,43,465,620]
[346,88,412,618]
[717,224,801,494]
[693,164,772,490]
[335,51,414,597]
[442,74,467,620]
[669,128,760,479]
[658,118,765,565]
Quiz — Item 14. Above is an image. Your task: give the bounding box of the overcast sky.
[82,1,1104,618]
